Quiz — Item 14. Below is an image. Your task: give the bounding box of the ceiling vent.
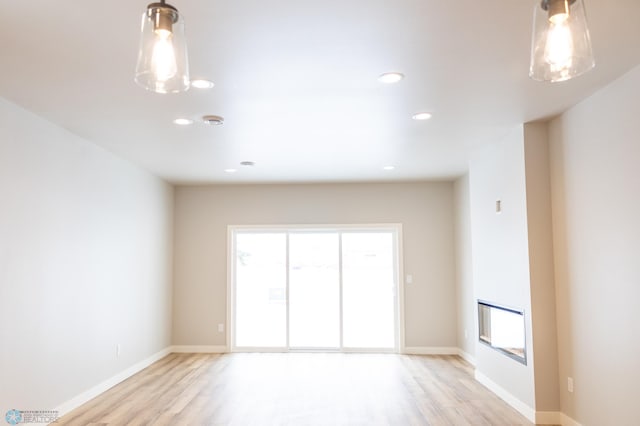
[202,115,224,125]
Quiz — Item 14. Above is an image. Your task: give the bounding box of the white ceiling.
[1,0,639,183]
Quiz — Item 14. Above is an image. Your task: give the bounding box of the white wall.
[0,98,174,414]
[173,182,457,349]
[468,126,536,410]
[549,65,640,425]
[454,174,475,360]
[468,124,563,420]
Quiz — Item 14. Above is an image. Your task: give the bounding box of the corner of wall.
[523,122,561,412]
[453,174,476,359]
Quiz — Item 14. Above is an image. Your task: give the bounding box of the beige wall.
[523,122,560,412]
[454,174,475,359]
[549,65,640,425]
[0,98,174,414]
[173,182,457,348]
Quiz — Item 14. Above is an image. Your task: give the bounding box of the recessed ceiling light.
[240,161,255,167]
[173,118,193,125]
[383,166,395,171]
[191,79,215,89]
[412,112,433,121]
[202,115,224,125]
[224,168,237,173]
[378,72,404,84]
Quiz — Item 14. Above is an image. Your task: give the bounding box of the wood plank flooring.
[57,353,534,425]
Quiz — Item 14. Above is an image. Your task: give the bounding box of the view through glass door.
[289,233,341,349]
[232,226,400,352]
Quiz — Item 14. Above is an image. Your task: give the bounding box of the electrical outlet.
[116,344,121,358]
[218,323,224,333]
[567,377,574,393]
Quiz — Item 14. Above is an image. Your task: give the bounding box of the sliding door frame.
[227,224,405,353]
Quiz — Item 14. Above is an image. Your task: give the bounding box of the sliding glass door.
[234,233,287,348]
[231,226,400,352]
[342,232,396,349]
[289,233,340,349]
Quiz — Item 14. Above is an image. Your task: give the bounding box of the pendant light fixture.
[135,0,189,93]
[529,0,595,83]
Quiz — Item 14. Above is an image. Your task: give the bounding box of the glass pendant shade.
[530,0,595,83]
[135,2,189,93]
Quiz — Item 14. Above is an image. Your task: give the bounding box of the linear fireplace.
[478,300,526,365]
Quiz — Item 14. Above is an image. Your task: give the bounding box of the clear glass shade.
[530,0,595,83]
[135,4,189,93]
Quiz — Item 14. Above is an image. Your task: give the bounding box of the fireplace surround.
[478,300,526,365]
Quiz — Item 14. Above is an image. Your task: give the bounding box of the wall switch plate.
[218,323,224,333]
[116,344,121,358]
[568,377,574,393]
[464,329,468,340]
[406,275,413,284]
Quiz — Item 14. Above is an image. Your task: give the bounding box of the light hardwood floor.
[58,353,534,425]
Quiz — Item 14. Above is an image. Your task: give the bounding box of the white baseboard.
[457,349,476,366]
[475,370,536,423]
[560,413,582,426]
[171,345,228,353]
[403,346,459,355]
[537,412,582,426]
[55,346,172,418]
[473,371,581,425]
[536,411,562,425]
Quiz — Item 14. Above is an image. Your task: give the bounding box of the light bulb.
[151,32,177,82]
[544,15,574,73]
[529,0,594,83]
[135,2,189,93]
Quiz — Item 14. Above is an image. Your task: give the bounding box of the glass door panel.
[289,233,340,348]
[342,232,396,349]
[235,233,287,348]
